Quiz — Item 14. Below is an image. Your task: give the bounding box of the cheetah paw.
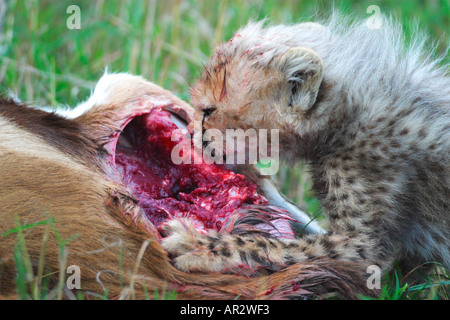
[161,218,204,256]
[161,218,239,273]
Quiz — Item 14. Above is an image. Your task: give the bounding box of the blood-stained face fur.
[190,22,328,164]
[0,73,371,300]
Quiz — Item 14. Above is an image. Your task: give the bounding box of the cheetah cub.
[162,17,450,277]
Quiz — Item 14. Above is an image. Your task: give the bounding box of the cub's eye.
[203,107,217,118]
[201,107,217,126]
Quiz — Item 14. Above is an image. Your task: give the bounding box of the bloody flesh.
[114,108,268,234]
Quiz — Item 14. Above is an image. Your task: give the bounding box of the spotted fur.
[163,15,450,280]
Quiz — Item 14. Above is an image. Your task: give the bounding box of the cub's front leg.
[162,218,286,274]
[162,218,372,274]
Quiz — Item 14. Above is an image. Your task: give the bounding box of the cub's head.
[190,22,326,163]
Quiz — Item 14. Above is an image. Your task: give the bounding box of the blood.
[114,108,267,235]
[292,282,301,292]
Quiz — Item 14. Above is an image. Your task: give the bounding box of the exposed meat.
[115,108,291,237]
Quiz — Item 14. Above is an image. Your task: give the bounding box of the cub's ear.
[272,47,324,112]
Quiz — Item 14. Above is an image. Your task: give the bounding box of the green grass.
[1,0,448,107]
[362,264,450,300]
[0,0,449,300]
[2,217,179,300]
[6,216,72,300]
